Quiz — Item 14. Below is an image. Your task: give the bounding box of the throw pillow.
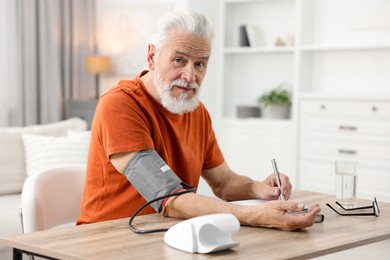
[22,131,90,177]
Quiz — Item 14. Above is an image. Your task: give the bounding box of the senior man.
[77,8,321,231]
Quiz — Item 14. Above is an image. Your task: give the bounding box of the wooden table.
[1,190,390,259]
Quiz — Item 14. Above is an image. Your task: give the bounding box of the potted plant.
[258,85,291,119]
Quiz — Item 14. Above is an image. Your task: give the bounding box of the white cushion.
[0,118,87,195]
[22,131,90,177]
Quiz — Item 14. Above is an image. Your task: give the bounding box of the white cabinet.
[299,100,390,202]
[217,119,294,184]
[199,118,294,197]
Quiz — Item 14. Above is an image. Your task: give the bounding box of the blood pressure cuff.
[123,149,183,213]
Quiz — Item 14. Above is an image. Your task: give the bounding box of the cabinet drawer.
[300,100,390,117]
[301,136,390,161]
[301,116,390,137]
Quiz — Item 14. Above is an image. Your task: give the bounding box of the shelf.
[300,43,390,52]
[225,46,294,54]
[225,44,390,54]
[223,0,295,48]
[298,93,390,102]
[225,0,292,4]
[220,117,293,128]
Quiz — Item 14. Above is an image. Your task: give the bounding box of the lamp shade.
[85,55,111,74]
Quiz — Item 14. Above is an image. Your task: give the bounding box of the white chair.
[19,165,86,234]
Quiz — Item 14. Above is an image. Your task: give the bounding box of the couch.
[0,118,90,259]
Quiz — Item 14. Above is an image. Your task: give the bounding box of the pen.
[271,159,285,201]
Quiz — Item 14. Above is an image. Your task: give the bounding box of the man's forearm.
[202,163,260,202]
[161,192,255,226]
[216,172,259,201]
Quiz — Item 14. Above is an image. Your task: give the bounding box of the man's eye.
[195,61,207,70]
[174,58,184,63]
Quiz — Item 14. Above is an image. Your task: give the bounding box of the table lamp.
[85,55,111,99]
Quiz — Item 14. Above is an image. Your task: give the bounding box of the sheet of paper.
[229,199,267,206]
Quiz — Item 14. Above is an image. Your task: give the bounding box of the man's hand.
[254,173,292,200]
[237,201,321,231]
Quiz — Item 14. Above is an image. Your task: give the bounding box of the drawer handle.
[338,149,357,155]
[339,125,357,131]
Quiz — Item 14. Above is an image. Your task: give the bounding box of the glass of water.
[335,160,358,209]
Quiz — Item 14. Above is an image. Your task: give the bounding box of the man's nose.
[181,63,196,83]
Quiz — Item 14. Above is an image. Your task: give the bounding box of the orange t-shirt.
[77,71,224,224]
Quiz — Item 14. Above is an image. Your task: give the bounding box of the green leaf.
[258,86,291,107]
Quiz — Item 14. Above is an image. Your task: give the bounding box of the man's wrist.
[227,202,255,226]
[250,181,262,199]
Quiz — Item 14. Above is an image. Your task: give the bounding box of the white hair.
[150,8,214,54]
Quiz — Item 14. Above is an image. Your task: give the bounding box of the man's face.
[152,29,211,114]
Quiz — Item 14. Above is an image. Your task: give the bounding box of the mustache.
[170,79,199,89]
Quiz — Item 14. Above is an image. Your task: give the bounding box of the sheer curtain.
[0,0,95,127]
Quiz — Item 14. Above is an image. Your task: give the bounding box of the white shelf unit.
[297,0,390,97]
[217,0,296,184]
[221,0,296,119]
[218,0,390,195]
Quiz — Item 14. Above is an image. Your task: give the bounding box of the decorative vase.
[261,104,290,119]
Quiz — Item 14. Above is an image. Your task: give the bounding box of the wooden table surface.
[1,190,390,260]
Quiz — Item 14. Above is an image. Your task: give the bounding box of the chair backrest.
[20,165,86,233]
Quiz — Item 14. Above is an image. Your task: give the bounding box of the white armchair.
[19,166,86,233]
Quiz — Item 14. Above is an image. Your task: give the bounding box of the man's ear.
[147,44,156,70]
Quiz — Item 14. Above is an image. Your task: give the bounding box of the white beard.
[154,69,200,115]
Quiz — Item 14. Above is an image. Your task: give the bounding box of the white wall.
[187,0,222,120]
[96,0,188,94]
[187,0,222,196]
[96,0,223,120]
